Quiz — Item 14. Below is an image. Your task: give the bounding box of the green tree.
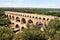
[0,18,10,26]
[46,18,60,40]
[0,26,14,40]
[20,27,48,40]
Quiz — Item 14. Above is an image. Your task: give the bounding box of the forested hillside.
[1,8,60,16]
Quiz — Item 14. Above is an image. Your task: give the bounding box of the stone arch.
[16,17,20,22]
[21,14,22,16]
[36,22,43,26]
[21,18,26,24]
[38,23,43,27]
[22,15,24,17]
[25,15,26,17]
[35,17,38,19]
[27,15,29,17]
[12,16,14,20]
[32,16,34,18]
[28,19,33,23]
[15,24,19,28]
[21,26,24,31]
[30,16,31,18]
[39,17,41,20]
[36,22,39,25]
[36,22,44,28]
[6,15,8,17]
[38,22,44,31]
[9,15,11,19]
[43,18,45,20]
[27,19,34,28]
[47,18,49,21]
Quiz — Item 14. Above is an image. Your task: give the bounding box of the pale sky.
[0,0,60,8]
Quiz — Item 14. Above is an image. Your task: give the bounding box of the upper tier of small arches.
[7,13,49,21]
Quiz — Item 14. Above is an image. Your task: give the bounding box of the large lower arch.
[28,19,33,23]
[27,19,34,28]
[9,15,11,19]
[16,17,20,22]
[21,26,24,31]
[12,16,14,20]
[36,22,44,28]
[21,18,26,24]
[38,22,44,31]
[15,24,19,28]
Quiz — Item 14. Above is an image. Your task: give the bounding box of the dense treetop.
[0,26,14,40]
[0,8,60,17]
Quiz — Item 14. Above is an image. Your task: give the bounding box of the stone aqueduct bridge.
[5,11,55,32]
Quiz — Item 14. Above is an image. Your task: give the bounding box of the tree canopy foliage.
[0,8,60,16]
[0,26,14,40]
[0,8,10,26]
[0,18,10,26]
[46,18,60,40]
[16,27,48,40]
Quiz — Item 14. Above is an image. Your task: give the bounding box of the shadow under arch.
[21,18,26,24]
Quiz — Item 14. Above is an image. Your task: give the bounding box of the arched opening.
[21,14,22,16]
[27,19,34,28]
[10,23,14,28]
[10,16,11,19]
[9,15,11,19]
[47,18,49,21]
[39,17,41,20]
[37,23,44,31]
[25,15,26,17]
[21,18,26,24]
[36,22,44,31]
[28,19,33,23]
[13,24,20,33]
[43,18,45,20]
[36,22,38,25]
[38,23,43,28]
[16,17,20,22]
[36,17,38,19]
[30,16,31,18]
[23,15,24,17]
[6,15,8,17]
[11,23,14,24]
[15,24,19,28]
[21,26,24,31]
[27,15,29,17]
[32,16,34,18]
[12,16,14,20]
[36,22,43,28]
